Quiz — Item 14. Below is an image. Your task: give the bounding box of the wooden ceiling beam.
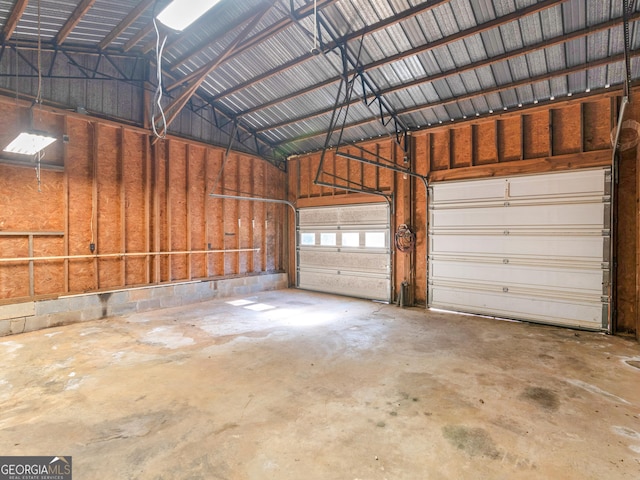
[2,0,29,42]
[98,0,155,51]
[55,0,97,45]
[122,22,154,52]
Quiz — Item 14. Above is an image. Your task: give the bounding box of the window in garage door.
[297,203,391,302]
[428,168,611,331]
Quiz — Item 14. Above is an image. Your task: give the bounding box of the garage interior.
[0,0,639,478]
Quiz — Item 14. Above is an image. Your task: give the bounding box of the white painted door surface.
[428,169,611,330]
[297,203,391,301]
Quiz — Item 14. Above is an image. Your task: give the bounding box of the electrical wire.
[36,0,42,106]
[152,17,168,139]
[395,224,416,253]
[35,0,43,192]
[623,0,636,99]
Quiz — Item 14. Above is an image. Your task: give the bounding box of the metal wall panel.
[297,204,391,302]
[428,168,611,330]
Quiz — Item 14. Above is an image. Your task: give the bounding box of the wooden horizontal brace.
[428,150,612,183]
[0,248,261,263]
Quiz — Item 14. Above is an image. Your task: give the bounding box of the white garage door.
[428,168,611,330]
[297,203,391,301]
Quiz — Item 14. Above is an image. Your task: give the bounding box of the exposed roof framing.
[259,8,635,136]
[154,1,275,137]
[98,0,155,51]
[1,0,27,42]
[0,0,637,162]
[55,0,96,46]
[214,0,454,102]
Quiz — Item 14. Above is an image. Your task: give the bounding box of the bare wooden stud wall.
[0,100,286,302]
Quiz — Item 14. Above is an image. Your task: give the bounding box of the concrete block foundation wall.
[0,273,287,337]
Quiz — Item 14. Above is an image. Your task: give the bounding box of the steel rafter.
[273,49,640,148]
[239,0,570,121]
[255,10,637,138]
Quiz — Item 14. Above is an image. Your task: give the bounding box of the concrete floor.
[1,289,639,480]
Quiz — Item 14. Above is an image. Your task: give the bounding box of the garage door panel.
[430,260,605,294]
[299,249,390,272]
[431,234,605,259]
[508,169,607,198]
[431,203,606,229]
[298,271,390,301]
[430,178,506,203]
[430,286,604,328]
[429,169,610,330]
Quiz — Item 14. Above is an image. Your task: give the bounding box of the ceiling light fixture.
[4,0,56,159]
[4,132,56,155]
[156,0,222,31]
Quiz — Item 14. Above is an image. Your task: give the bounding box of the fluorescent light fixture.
[4,132,56,155]
[156,0,222,31]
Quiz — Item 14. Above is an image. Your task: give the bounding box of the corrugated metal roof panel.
[469,0,496,24]
[492,0,517,17]
[539,4,564,38]
[415,50,444,76]
[567,71,587,93]
[446,40,472,67]
[430,78,453,99]
[475,65,497,88]
[481,29,506,57]
[508,56,530,81]
[463,35,489,63]
[458,70,482,91]
[490,61,513,84]
[565,37,587,68]
[400,15,431,48]
[499,21,524,51]
[545,44,566,71]
[431,2,461,37]
[449,0,477,30]
[518,10,544,45]
[431,45,457,71]
[415,9,445,43]
[515,85,535,104]
[531,80,551,100]
[525,50,549,76]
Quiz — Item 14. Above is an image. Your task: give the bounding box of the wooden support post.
[250,158,255,273]
[92,122,99,289]
[204,148,211,278]
[494,119,500,162]
[549,109,554,157]
[144,131,151,284]
[520,116,525,160]
[580,103,585,153]
[63,116,70,293]
[119,127,126,286]
[236,157,241,274]
[471,124,477,167]
[28,234,34,297]
[153,140,161,283]
[186,144,192,280]
[166,140,172,281]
